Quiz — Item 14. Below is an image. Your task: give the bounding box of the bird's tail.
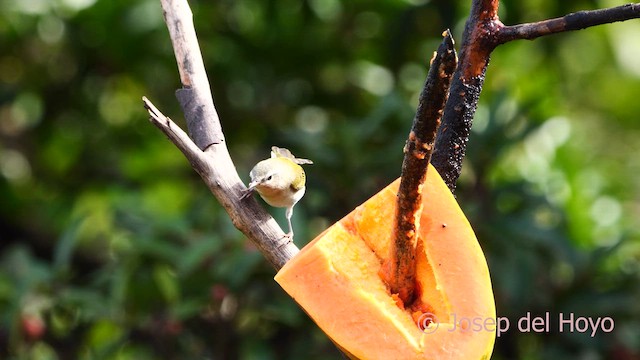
[271,146,313,165]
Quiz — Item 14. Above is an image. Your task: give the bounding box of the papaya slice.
[275,164,495,359]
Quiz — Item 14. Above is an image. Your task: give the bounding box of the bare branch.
[382,31,457,306]
[497,3,640,44]
[143,96,203,161]
[143,96,299,269]
[146,1,300,270]
[160,0,223,150]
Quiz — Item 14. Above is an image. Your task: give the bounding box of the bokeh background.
[1,0,639,358]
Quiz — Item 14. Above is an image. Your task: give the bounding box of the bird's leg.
[285,206,294,239]
[272,207,294,248]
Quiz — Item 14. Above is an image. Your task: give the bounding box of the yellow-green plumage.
[244,147,312,238]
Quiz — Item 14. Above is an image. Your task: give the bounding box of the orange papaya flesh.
[275,164,495,359]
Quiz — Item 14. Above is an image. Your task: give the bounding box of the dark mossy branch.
[497,4,640,45]
[432,1,640,192]
[431,1,499,192]
[384,31,457,306]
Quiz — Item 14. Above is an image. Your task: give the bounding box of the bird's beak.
[248,180,259,189]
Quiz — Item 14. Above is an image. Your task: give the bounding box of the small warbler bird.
[243,146,313,239]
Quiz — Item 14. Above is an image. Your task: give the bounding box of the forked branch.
[432,1,640,192]
[145,0,299,270]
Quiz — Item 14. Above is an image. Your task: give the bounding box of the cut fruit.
[275,164,495,359]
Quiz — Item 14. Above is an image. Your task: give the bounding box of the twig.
[143,97,202,160]
[145,0,299,270]
[382,31,457,306]
[497,3,640,44]
[432,1,640,192]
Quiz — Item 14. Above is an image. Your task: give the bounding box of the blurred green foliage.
[1,0,639,358]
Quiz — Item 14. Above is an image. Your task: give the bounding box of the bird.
[242,146,313,240]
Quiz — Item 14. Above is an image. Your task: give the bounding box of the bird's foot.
[240,188,254,200]
[277,232,294,248]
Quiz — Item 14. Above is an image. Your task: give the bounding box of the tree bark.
[432,1,640,192]
[383,31,457,306]
[145,0,299,270]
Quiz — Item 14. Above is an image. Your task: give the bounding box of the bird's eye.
[266,175,273,181]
